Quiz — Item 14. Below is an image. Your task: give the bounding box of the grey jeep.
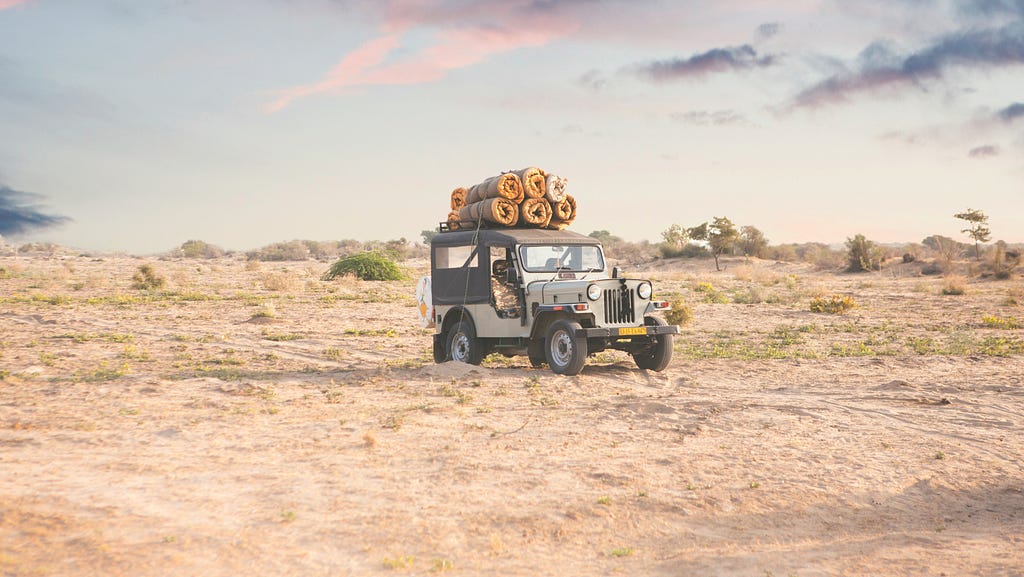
[428,228,679,375]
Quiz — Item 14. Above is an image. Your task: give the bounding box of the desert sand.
[1,253,1022,576]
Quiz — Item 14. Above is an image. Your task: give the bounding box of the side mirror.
[612,266,622,278]
[507,267,520,286]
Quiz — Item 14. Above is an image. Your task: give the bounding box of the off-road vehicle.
[423,227,679,375]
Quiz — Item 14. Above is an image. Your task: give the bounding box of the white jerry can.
[415,276,435,328]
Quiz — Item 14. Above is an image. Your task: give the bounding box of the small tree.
[420,229,438,245]
[658,224,690,258]
[845,234,882,272]
[954,208,991,261]
[707,216,739,271]
[738,225,769,258]
[661,224,687,249]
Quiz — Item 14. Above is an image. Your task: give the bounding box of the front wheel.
[632,316,673,371]
[545,319,587,375]
[447,321,484,365]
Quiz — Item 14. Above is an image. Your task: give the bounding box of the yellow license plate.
[617,327,648,336]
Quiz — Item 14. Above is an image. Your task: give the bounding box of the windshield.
[519,244,605,273]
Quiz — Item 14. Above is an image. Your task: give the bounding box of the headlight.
[637,282,652,299]
[587,284,601,301]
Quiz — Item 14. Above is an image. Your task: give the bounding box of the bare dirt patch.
[1,255,1022,576]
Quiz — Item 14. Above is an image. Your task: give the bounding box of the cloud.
[576,69,608,92]
[792,21,1024,107]
[632,45,777,81]
[968,144,1000,157]
[0,186,70,237]
[756,22,782,40]
[956,0,1024,18]
[266,0,579,111]
[0,0,29,9]
[997,101,1024,122]
[671,109,750,126]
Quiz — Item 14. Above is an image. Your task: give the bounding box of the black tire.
[446,320,484,365]
[432,334,446,364]
[527,339,546,368]
[545,319,587,375]
[632,316,673,372]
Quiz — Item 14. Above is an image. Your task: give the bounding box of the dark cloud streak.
[792,22,1024,107]
[968,144,1000,157]
[633,45,777,81]
[0,186,70,237]
[997,102,1024,121]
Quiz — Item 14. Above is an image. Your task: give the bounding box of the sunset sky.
[1,0,1022,253]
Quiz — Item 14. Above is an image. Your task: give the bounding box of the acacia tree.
[954,208,991,261]
[707,216,739,271]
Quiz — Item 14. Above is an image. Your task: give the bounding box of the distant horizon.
[3,227,1020,258]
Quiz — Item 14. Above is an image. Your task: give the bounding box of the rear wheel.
[545,319,587,375]
[632,316,673,371]
[447,321,484,365]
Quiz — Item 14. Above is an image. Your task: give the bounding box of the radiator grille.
[603,288,636,324]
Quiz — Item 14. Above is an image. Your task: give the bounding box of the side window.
[489,246,506,276]
[434,245,477,270]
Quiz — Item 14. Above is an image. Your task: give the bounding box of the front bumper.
[577,325,680,339]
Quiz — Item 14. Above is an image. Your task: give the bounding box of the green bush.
[178,239,224,259]
[809,294,856,314]
[322,251,405,281]
[132,264,166,290]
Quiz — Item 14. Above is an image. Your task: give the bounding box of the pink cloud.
[265,0,576,112]
[0,0,29,9]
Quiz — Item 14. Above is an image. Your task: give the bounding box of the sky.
[0,0,1022,254]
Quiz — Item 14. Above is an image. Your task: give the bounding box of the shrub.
[845,234,882,272]
[131,264,166,290]
[261,271,302,292]
[665,298,694,326]
[247,240,310,261]
[809,294,856,314]
[322,251,405,281]
[981,315,1020,329]
[693,282,728,304]
[941,276,966,295]
[988,243,1020,280]
[178,239,225,259]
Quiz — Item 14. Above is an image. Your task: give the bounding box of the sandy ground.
[1,253,1022,576]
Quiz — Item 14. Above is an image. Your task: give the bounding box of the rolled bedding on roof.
[465,173,524,205]
[519,197,552,228]
[547,194,576,230]
[446,210,462,231]
[458,197,520,227]
[544,174,567,203]
[513,167,547,199]
[450,187,468,211]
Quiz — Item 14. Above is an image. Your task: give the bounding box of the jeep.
[426,227,679,375]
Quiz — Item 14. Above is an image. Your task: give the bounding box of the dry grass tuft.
[260,271,302,292]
